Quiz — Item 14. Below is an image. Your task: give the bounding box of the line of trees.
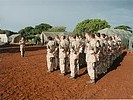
[18,23,66,44]
[0,19,132,43]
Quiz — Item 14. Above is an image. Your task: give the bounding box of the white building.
[0,34,8,43]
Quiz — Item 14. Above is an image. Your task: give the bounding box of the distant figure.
[19,37,25,57]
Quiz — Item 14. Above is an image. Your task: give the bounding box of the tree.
[18,23,52,37]
[35,23,52,34]
[48,26,66,32]
[73,19,110,34]
[114,25,132,33]
[18,26,34,37]
[18,29,25,37]
[0,30,5,34]
[24,26,34,35]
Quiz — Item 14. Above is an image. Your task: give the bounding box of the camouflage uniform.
[115,35,122,58]
[59,38,69,75]
[46,40,56,72]
[95,39,102,76]
[107,39,113,68]
[112,37,117,61]
[54,38,60,70]
[85,39,97,82]
[78,38,86,67]
[70,38,80,78]
[101,39,108,73]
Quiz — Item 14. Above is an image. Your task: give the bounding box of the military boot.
[87,79,95,84]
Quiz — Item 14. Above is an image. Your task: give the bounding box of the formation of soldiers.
[46,32,122,83]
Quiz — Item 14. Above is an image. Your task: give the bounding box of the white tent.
[9,34,21,44]
[0,34,8,43]
[40,32,69,45]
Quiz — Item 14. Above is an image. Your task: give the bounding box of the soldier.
[100,34,108,74]
[19,37,25,57]
[85,33,97,83]
[128,36,133,53]
[114,33,122,58]
[112,36,117,61]
[78,35,86,67]
[54,35,60,70]
[59,35,69,76]
[107,36,114,67]
[69,35,80,79]
[95,33,102,76]
[46,36,56,72]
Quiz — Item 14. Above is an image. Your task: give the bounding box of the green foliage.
[73,19,110,35]
[0,30,5,34]
[18,23,52,38]
[114,25,132,33]
[48,26,66,32]
[35,23,52,33]
[18,26,34,37]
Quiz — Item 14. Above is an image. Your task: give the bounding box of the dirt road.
[0,46,133,99]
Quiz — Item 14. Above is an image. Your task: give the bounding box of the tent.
[9,34,21,44]
[0,34,8,43]
[40,32,69,45]
[98,28,133,48]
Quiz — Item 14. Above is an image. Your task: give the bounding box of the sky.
[0,0,133,32]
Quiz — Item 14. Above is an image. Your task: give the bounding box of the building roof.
[9,34,20,38]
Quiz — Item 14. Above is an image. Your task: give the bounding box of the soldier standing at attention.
[46,36,56,72]
[69,35,80,79]
[114,33,122,58]
[85,33,97,84]
[100,34,108,74]
[95,33,102,77]
[54,35,60,70]
[59,35,69,76]
[19,37,25,57]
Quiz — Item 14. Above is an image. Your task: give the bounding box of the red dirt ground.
[0,46,133,99]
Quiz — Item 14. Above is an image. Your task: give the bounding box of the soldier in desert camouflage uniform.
[85,33,97,83]
[69,35,81,79]
[46,36,56,72]
[59,35,69,76]
[54,35,60,70]
[100,34,108,74]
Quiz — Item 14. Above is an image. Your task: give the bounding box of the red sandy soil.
[0,46,133,99]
